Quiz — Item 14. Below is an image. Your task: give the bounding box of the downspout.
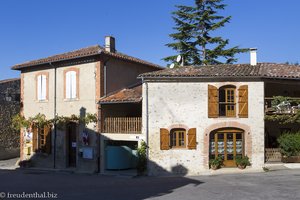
[98,58,109,173]
[50,62,57,169]
[142,78,149,170]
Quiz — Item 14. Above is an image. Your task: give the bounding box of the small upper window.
[37,74,47,101]
[170,128,186,148]
[65,71,77,99]
[219,85,236,117]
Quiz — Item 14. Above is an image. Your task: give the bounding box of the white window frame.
[37,74,47,101]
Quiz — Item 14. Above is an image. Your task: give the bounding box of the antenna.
[176,55,182,63]
[170,63,175,69]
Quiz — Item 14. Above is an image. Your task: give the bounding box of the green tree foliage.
[137,141,148,175]
[164,0,248,66]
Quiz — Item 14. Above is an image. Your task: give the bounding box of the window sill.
[64,98,79,102]
[36,100,49,103]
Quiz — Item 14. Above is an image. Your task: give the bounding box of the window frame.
[35,72,49,102]
[219,85,236,117]
[170,128,186,149]
[64,68,80,100]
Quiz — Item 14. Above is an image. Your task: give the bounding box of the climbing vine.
[12,113,97,131]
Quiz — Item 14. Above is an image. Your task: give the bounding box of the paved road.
[0,168,299,200]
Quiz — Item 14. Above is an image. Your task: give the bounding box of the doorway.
[209,129,244,167]
[67,122,77,167]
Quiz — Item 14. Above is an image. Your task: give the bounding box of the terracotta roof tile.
[99,85,142,104]
[0,78,20,84]
[11,45,162,70]
[139,63,300,80]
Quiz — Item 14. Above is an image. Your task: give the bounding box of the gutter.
[142,77,149,173]
[49,62,57,169]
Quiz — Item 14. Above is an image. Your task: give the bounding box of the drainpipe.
[142,78,149,169]
[50,62,57,169]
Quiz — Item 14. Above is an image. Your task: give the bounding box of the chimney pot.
[105,36,116,53]
[250,48,257,66]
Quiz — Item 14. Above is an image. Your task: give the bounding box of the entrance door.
[67,123,77,167]
[210,129,243,167]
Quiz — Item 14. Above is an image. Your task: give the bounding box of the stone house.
[139,51,300,175]
[11,36,161,173]
[0,78,20,160]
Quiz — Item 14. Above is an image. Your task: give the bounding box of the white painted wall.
[143,81,265,176]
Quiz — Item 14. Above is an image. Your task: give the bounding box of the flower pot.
[237,164,246,169]
[282,156,300,163]
[211,165,219,170]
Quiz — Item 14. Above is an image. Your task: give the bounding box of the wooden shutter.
[238,85,248,118]
[44,125,52,154]
[32,125,38,152]
[160,128,170,150]
[187,128,197,150]
[208,85,219,118]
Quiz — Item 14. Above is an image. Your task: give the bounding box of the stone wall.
[0,78,20,159]
[143,81,265,176]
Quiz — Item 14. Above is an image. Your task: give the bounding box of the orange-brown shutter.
[160,128,170,150]
[208,85,219,118]
[32,125,38,152]
[44,125,52,154]
[238,85,248,118]
[187,128,197,150]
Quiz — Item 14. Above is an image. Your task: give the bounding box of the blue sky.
[1,0,300,80]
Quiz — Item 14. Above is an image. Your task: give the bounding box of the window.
[65,69,79,99]
[36,73,48,101]
[219,86,236,117]
[170,129,186,148]
[208,84,248,118]
[160,128,197,150]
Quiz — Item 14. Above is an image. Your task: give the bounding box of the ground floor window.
[170,129,186,148]
[209,129,244,167]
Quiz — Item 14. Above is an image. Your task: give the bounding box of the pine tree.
[164,0,248,66]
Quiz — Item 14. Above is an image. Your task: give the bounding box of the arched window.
[219,85,236,117]
[170,128,186,148]
[64,69,79,99]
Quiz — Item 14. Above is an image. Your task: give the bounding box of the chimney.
[250,48,257,66]
[105,36,116,53]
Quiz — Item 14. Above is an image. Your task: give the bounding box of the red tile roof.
[11,45,162,70]
[99,85,142,104]
[0,78,20,84]
[139,63,300,80]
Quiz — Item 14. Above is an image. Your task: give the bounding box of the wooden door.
[210,130,244,167]
[67,123,77,167]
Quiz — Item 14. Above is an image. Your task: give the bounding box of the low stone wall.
[0,102,20,159]
[0,78,20,160]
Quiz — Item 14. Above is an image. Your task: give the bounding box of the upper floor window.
[219,85,236,117]
[208,84,248,118]
[64,69,79,100]
[36,73,48,101]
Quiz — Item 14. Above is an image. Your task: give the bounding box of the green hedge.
[277,132,300,157]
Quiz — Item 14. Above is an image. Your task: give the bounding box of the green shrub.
[277,132,300,157]
[137,141,147,175]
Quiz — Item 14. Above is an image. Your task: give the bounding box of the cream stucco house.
[139,52,300,175]
[12,36,161,173]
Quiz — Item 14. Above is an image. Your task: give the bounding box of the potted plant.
[235,155,251,169]
[209,156,223,170]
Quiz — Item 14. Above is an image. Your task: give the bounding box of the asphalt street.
[0,168,299,200]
